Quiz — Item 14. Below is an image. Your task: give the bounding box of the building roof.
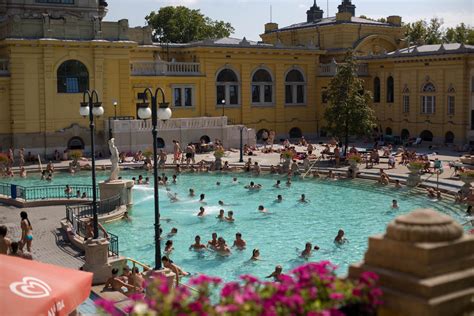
[359,43,474,60]
[150,37,322,51]
[268,16,391,33]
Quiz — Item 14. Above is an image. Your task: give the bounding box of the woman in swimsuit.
[20,211,33,252]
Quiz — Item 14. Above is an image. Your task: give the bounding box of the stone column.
[99,179,134,207]
[82,238,111,285]
[349,209,474,316]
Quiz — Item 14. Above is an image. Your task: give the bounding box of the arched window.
[57,60,89,93]
[421,82,436,114]
[386,76,394,103]
[200,135,211,144]
[251,69,273,105]
[67,137,85,150]
[402,85,410,113]
[216,69,240,106]
[285,69,305,105]
[256,129,270,141]
[401,129,410,141]
[289,127,302,139]
[420,130,434,142]
[156,137,165,149]
[445,131,455,144]
[447,85,455,115]
[373,77,381,103]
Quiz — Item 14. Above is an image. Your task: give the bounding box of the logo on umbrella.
[9,277,52,299]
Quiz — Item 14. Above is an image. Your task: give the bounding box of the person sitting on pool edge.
[103,268,140,295]
[189,235,207,251]
[162,256,189,286]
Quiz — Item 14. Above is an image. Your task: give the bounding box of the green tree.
[324,52,376,155]
[444,23,474,45]
[425,18,443,44]
[145,6,234,43]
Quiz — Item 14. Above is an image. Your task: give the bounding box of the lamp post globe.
[92,104,104,117]
[138,106,152,120]
[80,105,90,117]
[157,105,172,121]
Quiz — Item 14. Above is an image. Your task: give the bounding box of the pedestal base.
[99,180,134,207]
[144,268,177,296]
[82,238,111,285]
[406,173,421,187]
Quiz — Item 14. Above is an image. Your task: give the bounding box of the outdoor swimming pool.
[3,171,468,282]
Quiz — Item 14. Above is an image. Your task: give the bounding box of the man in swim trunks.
[189,235,207,251]
[208,232,218,249]
[232,232,246,249]
[0,225,11,254]
[216,237,231,255]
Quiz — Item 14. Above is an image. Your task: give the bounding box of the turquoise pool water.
[3,171,468,282]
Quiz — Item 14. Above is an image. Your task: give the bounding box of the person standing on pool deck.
[232,232,246,249]
[19,211,33,252]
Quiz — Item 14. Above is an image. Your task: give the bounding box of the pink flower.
[189,275,222,286]
[240,274,260,284]
[95,299,120,316]
[215,304,240,313]
[352,287,363,297]
[188,301,203,313]
[221,282,240,297]
[329,292,344,300]
[360,271,379,285]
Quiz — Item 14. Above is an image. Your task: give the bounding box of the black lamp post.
[113,100,118,120]
[221,99,225,117]
[137,87,172,270]
[239,126,244,163]
[80,90,104,239]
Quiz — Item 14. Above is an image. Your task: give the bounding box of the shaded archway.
[445,131,455,144]
[401,129,410,140]
[200,135,211,144]
[385,127,393,136]
[289,127,302,139]
[157,137,165,149]
[420,130,434,142]
[256,129,270,141]
[67,137,85,150]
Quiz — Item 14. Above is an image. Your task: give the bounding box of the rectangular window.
[216,85,225,105]
[322,90,328,104]
[252,85,260,103]
[174,88,182,107]
[421,96,436,114]
[447,96,455,115]
[184,88,192,107]
[264,85,272,103]
[229,85,239,105]
[285,85,293,104]
[296,85,305,104]
[403,95,410,113]
[172,86,194,107]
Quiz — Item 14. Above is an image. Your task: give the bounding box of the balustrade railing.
[318,62,369,77]
[0,183,98,201]
[109,117,228,133]
[131,61,201,76]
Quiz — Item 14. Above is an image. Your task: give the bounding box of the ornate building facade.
[0,0,473,153]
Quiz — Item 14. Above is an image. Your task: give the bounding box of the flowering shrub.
[96,262,382,315]
[459,170,474,178]
[281,150,295,160]
[143,149,153,159]
[0,153,8,165]
[214,148,225,158]
[407,161,424,170]
[347,153,362,164]
[69,150,83,162]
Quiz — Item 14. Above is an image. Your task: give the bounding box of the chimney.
[337,0,356,17]
[306,0,324,22]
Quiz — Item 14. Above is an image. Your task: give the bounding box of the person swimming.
[232,177,238,184]
[199,193,206,203]
[215,237,231,256]
[334,229,348,244]
[392,199,399,209]
[232,232,246,249]
[197,206,205,217]
[275,195,283,203]
[300,242,313,258]
[208,232,218,249]
[216,209,225,221]
[250,248,260,261]
[245,181,262,190]
[164,240,174,254]
[258,205,268,213]
[273,180,281,188]
[189,188,195,197]
[189,235,207,251]
[266,265,283,281]
[225,211,235,222]
[299,194,308,203]
[167,227,178,238]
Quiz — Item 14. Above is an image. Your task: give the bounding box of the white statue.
[108,138,120,182]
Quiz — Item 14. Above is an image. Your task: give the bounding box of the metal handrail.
[0,182,98,201]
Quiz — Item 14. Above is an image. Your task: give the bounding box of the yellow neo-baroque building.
[0,0,473,154]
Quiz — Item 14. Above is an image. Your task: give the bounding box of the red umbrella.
[0,255,93,316]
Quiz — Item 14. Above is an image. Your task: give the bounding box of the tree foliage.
[324,52,376,154]
[405,18,474,45]
[145,6,234,43]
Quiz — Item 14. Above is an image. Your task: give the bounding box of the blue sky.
[105,0,474,40]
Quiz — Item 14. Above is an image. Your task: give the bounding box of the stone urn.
[282,157,292,173]
[348,159,359,179]
[214,151,224,171]
[406,164,422,187]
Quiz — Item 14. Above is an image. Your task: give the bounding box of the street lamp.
[80,90,104,239]
[221,99,225,117]
[112,100,118,120]
[137,87,172,270]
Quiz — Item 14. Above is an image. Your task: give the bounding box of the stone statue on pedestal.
[108,138,119,182]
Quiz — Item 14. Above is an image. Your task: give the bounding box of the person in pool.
[232,177,238,184]
[199,193,206,203]
[218,200,225,206]
[232,232,246,249]
[216,237,231,256]
[394,180,402,189]
[216,209,225,221]
[162,256,189,286]
[273,180,281,188]
[334,229,348,244]
[250,248,261,261]
[189,188,195,197]
[225,211,235,222]
[300,242,313,258]
[258,205,268,213]
[286,178,292,187]
[392,200,399,209]
[167,227,178,238]
[266,265,283,282]
[245,182,262,190]
[275,195,283,203]
[299,194,308,203]
[208,232,218,249]
[197,206,205,217]
[164,240,174,254]
[189,235,207,251]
